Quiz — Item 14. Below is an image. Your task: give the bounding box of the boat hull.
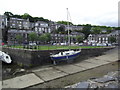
[50,51,80,61]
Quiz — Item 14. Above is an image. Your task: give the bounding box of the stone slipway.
[2,48,119,89]
[2,73,44,88]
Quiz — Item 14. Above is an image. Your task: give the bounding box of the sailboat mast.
[67,8,70,46]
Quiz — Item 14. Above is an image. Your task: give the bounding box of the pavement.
[2,48,119,89]
[0,81,2,90]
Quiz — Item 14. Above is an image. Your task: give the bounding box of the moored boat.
[0,51,12,63]
[50,49,81,64]
[50,8,81,65]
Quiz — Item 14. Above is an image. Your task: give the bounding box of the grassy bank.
[3,45,113,50]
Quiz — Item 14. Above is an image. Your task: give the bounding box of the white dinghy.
[0,51,12,63]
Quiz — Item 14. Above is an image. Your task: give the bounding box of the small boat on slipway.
[50,8,81,64]
[0,51,12,63]
[50,50,81,64]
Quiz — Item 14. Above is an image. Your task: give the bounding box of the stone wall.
[2,47,115,67]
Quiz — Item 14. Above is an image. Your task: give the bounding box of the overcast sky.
[0,0,119,27]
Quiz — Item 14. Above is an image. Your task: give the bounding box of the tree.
[28,32,38,42]
[45,33,51,42]
[12,14,22,18]
[108,36,116,43]
[21,13,34,22]
[4,12,13,20]
[3,12,14,43]
[76,35,84,43]
[33,17,49,22]
[15,35,23,44]
[39,33,51,44]
[57,21,73,25]
[91,27,101,34]
[58,25,65,34]
[107,27,113,33]
[82,24,91,39]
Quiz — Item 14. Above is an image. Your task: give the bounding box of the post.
[0,15,2,89]
[67,8,70,50]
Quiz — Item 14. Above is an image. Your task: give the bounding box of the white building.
[87,34,109,44]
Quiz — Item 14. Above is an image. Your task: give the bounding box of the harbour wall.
[2,47,115,67]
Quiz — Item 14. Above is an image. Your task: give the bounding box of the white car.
[60,43,67,45]
[97,43,106,46]
[92,43,96,46]
[53,43,56,45]
[79,43,83,46]
[29,43,37,46]
[108,43,112,46]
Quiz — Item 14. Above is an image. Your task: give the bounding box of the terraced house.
[34,21,51,34]
[8,17,35,44]
[1,14,85,45]
[87,34,109,44]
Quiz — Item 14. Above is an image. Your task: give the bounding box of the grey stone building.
[65,25,84,31]
[34,21,51,34]
[9,18,30,30]
[0,15,86,45]
[51,32,84,44]
[108,30,120,44]
[7,29,34,45]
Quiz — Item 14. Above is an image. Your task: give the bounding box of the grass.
[3,45,110,50]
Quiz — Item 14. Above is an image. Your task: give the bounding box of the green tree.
[58,25,65,34]
[107,27,113,33]
[12,14,22,18]
[108,36,116,43]
[33,17,49,22]
[4,12,13,20]
[28,32,38,42]
[91,27,101,34]
[76,35,84,43]
[15,35,23,44]
[3,12,14,43]
[39,33,51,44]
[82,24,91,39]
[45,33,51,42]
[64,36,68,42]
[21,13,34,22]
[57,21,73,25]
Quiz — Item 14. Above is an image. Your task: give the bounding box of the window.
[106,38,108,40]
[35,23,38,26]
[35,27,38,31]
[102,38,105,40]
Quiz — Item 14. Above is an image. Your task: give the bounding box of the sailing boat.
[50,8,81,64]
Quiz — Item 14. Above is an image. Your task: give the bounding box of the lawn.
[4,45,110,50]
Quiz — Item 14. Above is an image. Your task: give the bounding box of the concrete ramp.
[2,73,44,88]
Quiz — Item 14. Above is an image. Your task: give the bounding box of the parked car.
[60,43,67,45]
[29,42,37,46]
[92,43,96,46]
[79,43,83,46]
[97,43,107,46]
[52,43,56,45]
